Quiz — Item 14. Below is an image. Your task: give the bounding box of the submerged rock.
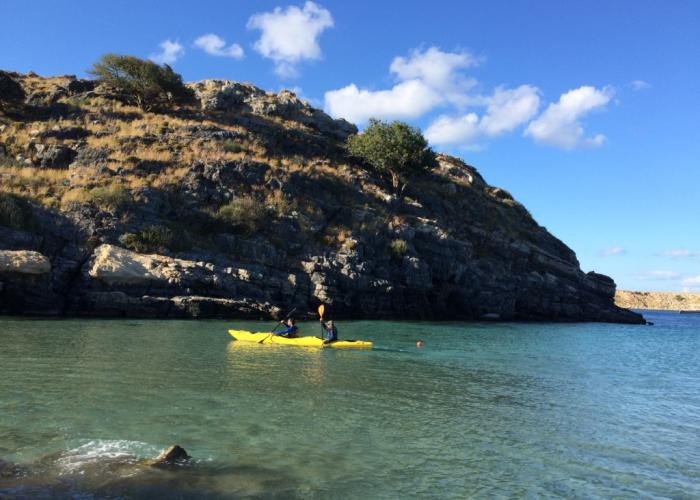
[146,445,191,467]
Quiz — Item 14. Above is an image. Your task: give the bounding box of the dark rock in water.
[147,445,191,467]
[0,458,24,478]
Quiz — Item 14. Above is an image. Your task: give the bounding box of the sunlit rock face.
[0,71,642,323]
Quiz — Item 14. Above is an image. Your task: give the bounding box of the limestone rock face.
[189,79,357,140]
[0,71,644,324]
[0,250,51,274]
[88,244,195,285]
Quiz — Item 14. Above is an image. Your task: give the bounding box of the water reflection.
[225,341,327,386]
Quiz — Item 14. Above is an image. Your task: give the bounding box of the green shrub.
[89,54,195,110]
[88,185,132,211]
[221,140,243,154]
[389,238,408,259]
[119,225,173,253]
[217,195,267,234]
[0,193,35,230]
[347,118,435,196]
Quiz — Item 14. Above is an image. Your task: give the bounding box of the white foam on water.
[56,439,160,472]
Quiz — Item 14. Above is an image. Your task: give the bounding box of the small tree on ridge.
[346,118,435,197]
[89,54,194,110]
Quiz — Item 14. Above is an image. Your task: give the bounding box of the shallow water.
[0,311,698,498]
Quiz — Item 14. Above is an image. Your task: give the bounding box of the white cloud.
[525,85,614,149]
[599,246,626,256]
[194,34,244,59]
[425,85,540,146]
[636,270,681,281]
[479,85,540,136]
[324,46,478,125]
[389,46,478,106]
[325,80,441,124]
[247,1,333,78]
[149,39,184,65]
[425,113,480,146]
[657,249,700,258]
[629,80,651,90]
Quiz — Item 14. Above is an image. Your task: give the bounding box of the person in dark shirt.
[274,318,299,338]
[319,318,338,344]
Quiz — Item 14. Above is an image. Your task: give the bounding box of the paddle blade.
[318,304,325,318]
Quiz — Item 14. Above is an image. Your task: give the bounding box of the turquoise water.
[1,311,699,498]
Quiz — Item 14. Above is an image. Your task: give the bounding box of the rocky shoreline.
[0,71,644,324]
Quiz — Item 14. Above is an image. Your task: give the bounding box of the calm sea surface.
[0,311,698,498]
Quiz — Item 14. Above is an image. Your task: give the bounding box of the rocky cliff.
[615,290,700,311]
[0,71,643,323]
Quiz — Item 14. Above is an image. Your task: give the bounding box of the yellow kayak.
[228,330,373,349]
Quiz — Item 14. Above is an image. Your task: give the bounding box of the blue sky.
[2,0,699,291]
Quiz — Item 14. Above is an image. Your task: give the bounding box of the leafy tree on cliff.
[89,54,194,110]
[0,71,25,111]
[346,118,436,197]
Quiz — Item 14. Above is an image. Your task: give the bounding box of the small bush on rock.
[389,238,408,259]
[119,225,173,253]
[217,195,267,234]
[0,193,35,230]
[87,185,132,211]
[221,140,243,154]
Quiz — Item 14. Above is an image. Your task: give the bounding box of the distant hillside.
[0,69,643,323]
[615,291,700,311]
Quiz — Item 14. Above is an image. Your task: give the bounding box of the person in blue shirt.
[319,318,338,344]
[274,318,298,338]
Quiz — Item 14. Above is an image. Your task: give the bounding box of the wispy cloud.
[599,246,626,256]
[149,39,185,65]
[656,249,700,258]
[247,1,333,78]
[635,270,682,281]
[194,34,244,59]
[524,86,614,149]
[629,80,651,90]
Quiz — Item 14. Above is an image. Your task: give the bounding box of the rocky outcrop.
[0,250,51,274]
[190,80,357,140]
[615,290,700,311]
[0,72,644,323]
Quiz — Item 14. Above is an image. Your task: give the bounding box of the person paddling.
[319,318,338,344]
[273,318,298,338]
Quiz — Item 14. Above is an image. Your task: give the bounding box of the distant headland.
[615,291,700,312]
